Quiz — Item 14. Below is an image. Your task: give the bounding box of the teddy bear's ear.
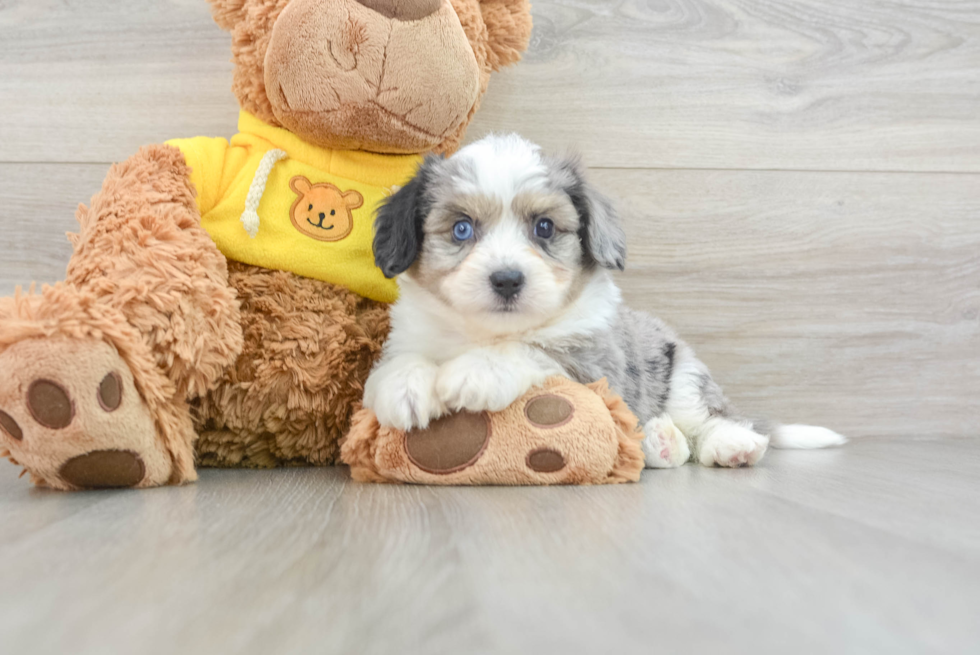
[479,0,533,71]
[207,0,248,31]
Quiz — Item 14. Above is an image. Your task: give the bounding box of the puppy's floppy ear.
[556,156,627,271]
[373,157,440,279]
[582,188,627,271]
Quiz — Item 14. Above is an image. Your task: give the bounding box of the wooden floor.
[1,1,979,653]
[1,439,979,654]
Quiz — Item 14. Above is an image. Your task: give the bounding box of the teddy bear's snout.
[354,0,441,21]
[264,0,480,152]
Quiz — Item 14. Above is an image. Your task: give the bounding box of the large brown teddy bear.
[0,0,532,490]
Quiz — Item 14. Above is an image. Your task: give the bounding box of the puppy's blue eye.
[534,218,555,239]
[453,219,474,242]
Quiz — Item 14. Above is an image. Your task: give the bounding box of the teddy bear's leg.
[0,145,243,489]
[192,263,389,468]
[0,296,189,489]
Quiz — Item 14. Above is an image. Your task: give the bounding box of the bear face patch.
[289,176,363,242]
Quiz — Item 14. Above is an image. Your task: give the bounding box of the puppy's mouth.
[490,298,523,314]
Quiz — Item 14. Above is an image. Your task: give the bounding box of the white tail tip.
[770,424,848,450]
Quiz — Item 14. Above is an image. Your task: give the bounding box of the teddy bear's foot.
[0,337,177,490]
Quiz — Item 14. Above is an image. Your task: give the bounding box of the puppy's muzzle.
[490,269,525,300]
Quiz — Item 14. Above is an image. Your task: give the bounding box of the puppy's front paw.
[436,352,535,414]
[642,415,690,468]
[364,358,445,431]
[698,421,768,468]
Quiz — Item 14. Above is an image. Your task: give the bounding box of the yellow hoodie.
[168,112,422,303]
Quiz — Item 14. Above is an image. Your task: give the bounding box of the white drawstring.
[239,149,288,238]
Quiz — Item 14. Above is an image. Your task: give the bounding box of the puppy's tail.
[769,424,847,450]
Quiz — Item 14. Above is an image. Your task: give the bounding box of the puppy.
[364,134,845,467]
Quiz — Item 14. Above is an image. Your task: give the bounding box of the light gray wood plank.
[737,436,980,555]
[475,0,980,171]
[0,163,107,291]
[2,164,977,440]
[0,0,239,164]
[2,1,979,172]
[600,167,980,440]
[1,439,979,655]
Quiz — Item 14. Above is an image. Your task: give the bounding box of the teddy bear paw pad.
[0,337,171,490]
[526,448,566,473]
[59,450,146,489]
[404,411,490,474]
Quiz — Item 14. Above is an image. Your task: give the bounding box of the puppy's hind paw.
[698,421,768,468]
[642,415,690,468]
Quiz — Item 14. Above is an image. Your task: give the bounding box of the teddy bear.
[0,0,533,490]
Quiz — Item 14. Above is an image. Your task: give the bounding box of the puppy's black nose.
[490,269,525,300]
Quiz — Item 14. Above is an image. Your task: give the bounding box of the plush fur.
[66,145,244,402]
[343,376,645,485]
[0,0,532,489]
[193,261,390,468]
[366,134,848,468]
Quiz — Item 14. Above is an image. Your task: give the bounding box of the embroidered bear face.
[289,176,364,242]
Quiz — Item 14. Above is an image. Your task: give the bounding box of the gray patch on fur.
[697,372,731,419]
[543,306,680,424]
[540,305,767,438]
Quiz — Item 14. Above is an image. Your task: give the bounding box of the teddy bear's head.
[207,0,532,154]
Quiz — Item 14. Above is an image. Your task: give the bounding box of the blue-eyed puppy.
[366,134,845,467]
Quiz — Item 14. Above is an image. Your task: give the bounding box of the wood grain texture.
[0,164,106,292]
[599,168,980,439]
[0,0,239,164]
[2,1,979,170]
[477,0,980,171]
[1,439,978,654]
